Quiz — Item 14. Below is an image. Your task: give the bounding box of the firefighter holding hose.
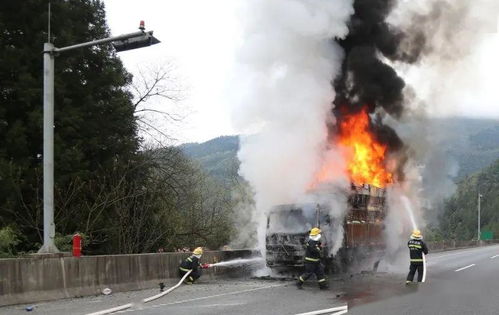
[296,227,328,290]
[179,247,210,284]
[160,247,210,291]
[406,229,429,284]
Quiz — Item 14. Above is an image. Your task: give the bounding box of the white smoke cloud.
[381,160,428,273]
[229,0,354,251]
[302,182,350,255]
[391,0,499,118]
[381,0,499,259]
[227,0,496,267]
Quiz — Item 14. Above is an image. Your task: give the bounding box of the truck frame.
[265,183,386,273]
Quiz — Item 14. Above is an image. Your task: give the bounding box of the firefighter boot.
[296,280,304,290]
[159,282,165,292]
[318,278,329,290]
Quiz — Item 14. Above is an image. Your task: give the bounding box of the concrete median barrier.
[0,249,254,306]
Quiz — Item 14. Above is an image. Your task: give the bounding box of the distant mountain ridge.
[434,118,499,178]
[180,136,239,182]
[180,118,499,181]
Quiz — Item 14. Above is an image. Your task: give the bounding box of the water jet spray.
[401,195,418,230]
[205,257,264,268]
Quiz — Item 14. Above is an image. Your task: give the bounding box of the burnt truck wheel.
[331,255,347,274]
[323,257,333,275]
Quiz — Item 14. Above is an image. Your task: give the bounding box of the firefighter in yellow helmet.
[296,227,328,290]
[178,247,210,284]
[160,247,209,291]
[406,229,429,284]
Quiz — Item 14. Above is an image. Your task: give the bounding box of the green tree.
[0,0,138,251]
[0,1,235,255]
[0,226,21,257]
[439,159,499,240]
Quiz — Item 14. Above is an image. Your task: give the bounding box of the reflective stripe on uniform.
[299,276,304,282]
[410,259,423,262]
[187,257,193,262]
[189,276,194,281]
[409,245,422,249]
[318,278,326,282]
[179,267,191,272]
[305,257,320,262]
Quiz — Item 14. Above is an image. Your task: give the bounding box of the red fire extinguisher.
[72,233,82,257]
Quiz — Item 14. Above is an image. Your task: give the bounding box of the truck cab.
[265,203,332,269]
[265,184,386,272]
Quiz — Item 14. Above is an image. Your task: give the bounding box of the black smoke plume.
[332,0,425,180]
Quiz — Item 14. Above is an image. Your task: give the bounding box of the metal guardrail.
[427,239,499,252]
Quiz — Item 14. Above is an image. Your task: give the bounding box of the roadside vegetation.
[428,158,499,241]
[0,0,234,256]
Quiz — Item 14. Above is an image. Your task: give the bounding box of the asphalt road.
[349,244,499,315]
[2,245,498,315]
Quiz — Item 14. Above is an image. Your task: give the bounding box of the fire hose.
[143,269,193,303]
[86,270,193,315]
[422,253,427,282]
[85,259,260,315]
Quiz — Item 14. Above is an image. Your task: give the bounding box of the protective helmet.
[310,227,321,236]
[193,247,203,255]
[411,229,422,239]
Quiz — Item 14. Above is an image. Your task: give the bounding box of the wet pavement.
[349,244,499,315]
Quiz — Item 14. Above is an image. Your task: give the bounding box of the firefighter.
[179,247,210,284]
[159,247,209,291]
[296,227,328,290]
[406,229,429,284]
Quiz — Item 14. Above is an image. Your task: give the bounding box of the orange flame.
[337,107,393,188]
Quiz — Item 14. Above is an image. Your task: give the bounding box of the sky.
[104,0,499,144]
[104,0,240,144]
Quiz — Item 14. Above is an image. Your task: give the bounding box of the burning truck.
[246,0,422,275]
[266,108,393,273]
[265,183,386,272]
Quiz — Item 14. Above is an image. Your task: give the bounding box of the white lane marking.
[86,303,133,315]
[295,305,348,315]
[89,271,195,315]
[490,255,499,259]
[174,302,246,308]
[454,264,476,272]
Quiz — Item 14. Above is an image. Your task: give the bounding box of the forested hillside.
[435,118,499,178]
[437,158,499,240]
[181,118,499,181]
[180,136,239,183]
